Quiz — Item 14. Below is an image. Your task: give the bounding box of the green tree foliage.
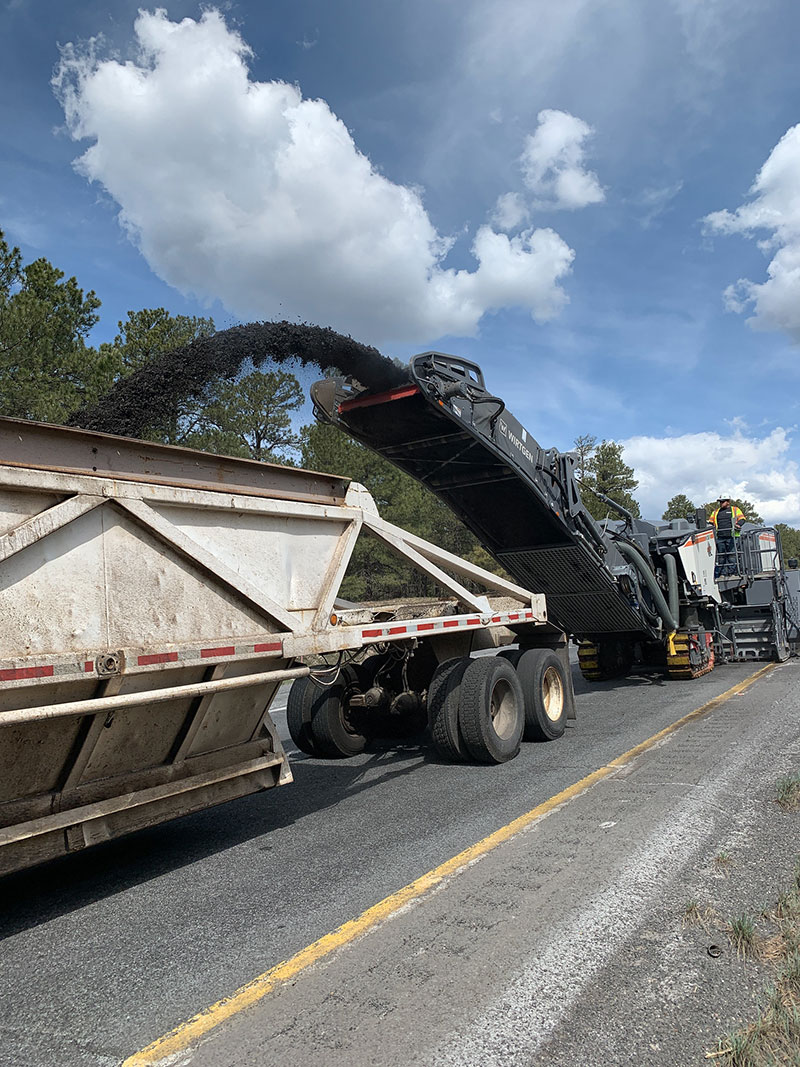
[51,301,304,464]
[301,421,492,600]
[775,523,800,561]
[94,311,304,463]
[581,439,641,520]
[572,433,597,481]
[662,493,696,521]
[184,369,304,462]
[99,307,215,379]
[0,230,103,421]
[703,498,763,524]
[0,227,307,468]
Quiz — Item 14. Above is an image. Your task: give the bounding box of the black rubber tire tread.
[286,675,324,756]
[427,657,471,762]
[497,648,523,668]
[309,666,367,758]
[516,649,568,742]
[458,657,524,764]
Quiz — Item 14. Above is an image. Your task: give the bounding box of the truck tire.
[427,657,470,762]
[286,675,324,757]
[515,649,567,741]
[458,657,524,764]
[309,666,367,758]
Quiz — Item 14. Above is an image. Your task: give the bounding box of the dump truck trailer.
[0,417,570,876]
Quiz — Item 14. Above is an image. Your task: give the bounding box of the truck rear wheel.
[427,657,470,762]
[458,657,524,764]
[286,675,324,757]
[516,649,567,741]
[309,666,367,758]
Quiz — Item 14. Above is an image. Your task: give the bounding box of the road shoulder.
[140,661,800,1067]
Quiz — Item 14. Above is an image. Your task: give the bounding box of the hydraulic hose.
[631,574,661,625]
[663,552,680,624]
[578,485,636,527]
[615,539,679,632]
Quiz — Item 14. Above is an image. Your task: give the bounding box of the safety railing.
[715,527,781,580]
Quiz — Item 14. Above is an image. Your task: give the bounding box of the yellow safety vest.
[709,505,745,536]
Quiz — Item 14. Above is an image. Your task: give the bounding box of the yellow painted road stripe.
[123,663,776,1067]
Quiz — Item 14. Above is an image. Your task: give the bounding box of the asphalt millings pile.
[71,321,409,438]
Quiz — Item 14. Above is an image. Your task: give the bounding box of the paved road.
[0,656,789,1066]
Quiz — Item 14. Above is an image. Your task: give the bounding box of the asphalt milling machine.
[312,351,800,682]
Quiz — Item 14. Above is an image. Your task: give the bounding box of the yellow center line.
[123,662,776,1066]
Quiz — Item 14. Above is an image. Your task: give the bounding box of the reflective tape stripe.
[359,609,537,642]
[0,665,54,682]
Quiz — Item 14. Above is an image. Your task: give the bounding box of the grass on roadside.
[712,962,800,1065]
[727,913,759,958]
[683,898,717,931]
[709,860,800,1065]
[776,774,800,813]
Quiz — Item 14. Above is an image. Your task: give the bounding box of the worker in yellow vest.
[709,497,745,577]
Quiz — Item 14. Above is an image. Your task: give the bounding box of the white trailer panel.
[0,418,548,875]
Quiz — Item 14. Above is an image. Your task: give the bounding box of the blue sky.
[2,0,800,521]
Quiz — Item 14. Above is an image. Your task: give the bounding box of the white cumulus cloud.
[52,8,576,343]
[620,427,800,525]
[490,191,529,231]
[704,124,800,344]
[491,109,605,234]
[520,109,605,211]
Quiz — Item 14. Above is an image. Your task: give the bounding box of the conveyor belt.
[312,355,652,638]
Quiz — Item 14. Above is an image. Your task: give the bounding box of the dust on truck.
[0,417,572,877]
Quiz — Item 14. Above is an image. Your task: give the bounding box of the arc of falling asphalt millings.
[70,321,410,438]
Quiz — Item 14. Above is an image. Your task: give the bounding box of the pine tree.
[189,369,304,462]
[0,229,103,422]
[573,434,597,481]
[581,440,640,520]
[662,494,695,521]
[776,523,800,561]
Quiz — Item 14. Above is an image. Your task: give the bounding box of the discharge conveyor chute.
[312,351,659,640]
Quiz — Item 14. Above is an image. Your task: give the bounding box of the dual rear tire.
[498,648,568,742]
[288,647,569,764]
[286,666,367,758]
[428,648,568,764]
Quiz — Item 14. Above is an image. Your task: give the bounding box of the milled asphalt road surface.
[1,657,797,1066]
